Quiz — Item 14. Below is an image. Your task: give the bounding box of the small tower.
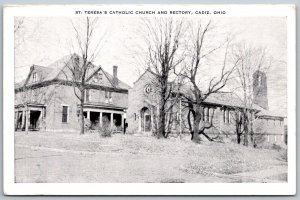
[253,70,268,110]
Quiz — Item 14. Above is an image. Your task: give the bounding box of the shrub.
[98,116,112,137]
[84,118,91,132]
[271,143,282,151]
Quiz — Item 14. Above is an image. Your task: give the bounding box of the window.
[134,113,136,121]
[62,106,69,123]
[227,110,230,123]
[223,109,228,124]
[105,91,112,98]
[98,72,103,80]
[267,135,270,142]
[32,72,38,82]
[257,75,262,87]
[222,108,233,124]
[105,90,112,103]
[274,135,277,143]
[204,108,209,122]
[85,89,91,102]
[93,72,103,83]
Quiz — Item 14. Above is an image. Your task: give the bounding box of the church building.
[126,69,287,145]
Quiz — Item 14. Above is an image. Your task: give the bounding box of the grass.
[15,131,287,182]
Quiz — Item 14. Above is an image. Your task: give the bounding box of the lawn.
[14,131,287,183]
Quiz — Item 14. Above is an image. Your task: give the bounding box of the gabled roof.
[88,66,131,90]
[255,107,286,118]
[15,54,131,91]
[133,68,158,85]
[43,54,75,82]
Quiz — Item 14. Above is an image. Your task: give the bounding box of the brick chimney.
[113,65,118,86]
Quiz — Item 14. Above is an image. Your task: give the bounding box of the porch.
[15,103,46,131]
[81,103,127,132]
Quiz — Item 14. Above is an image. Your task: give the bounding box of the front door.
[144,114,151,132]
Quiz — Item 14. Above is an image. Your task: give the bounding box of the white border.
[3,4,296,195]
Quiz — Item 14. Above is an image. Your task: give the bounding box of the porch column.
[41,108,44,120]
[87,111,90,120]
[99,112,103,127]
[110,113,114,128]
[21,110,25,130]
[121,114,124,129]
[25,110,30,133]
[14,112,17,131]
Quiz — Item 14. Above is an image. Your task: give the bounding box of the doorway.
[30,110,41,130]
[141,107,151,132]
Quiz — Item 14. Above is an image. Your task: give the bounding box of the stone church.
[126,69,287,145]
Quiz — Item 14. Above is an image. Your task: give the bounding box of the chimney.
[113,65,118,86]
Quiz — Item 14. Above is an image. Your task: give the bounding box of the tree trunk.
[192,106,202,143]
[243,112,249,146]
[237,133,241,144]
[249,115,255,147]
[79,90,85,135]
[157,105,166,138]
[157,79,167,139]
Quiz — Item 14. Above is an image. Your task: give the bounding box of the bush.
[271,143,282,151]
[278,149,288,162]
[84,118,91,132]
[98,116,112,137]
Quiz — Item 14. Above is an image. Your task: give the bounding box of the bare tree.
[179,20,240,143]
[138,18,186,138]
[62,17,105,135]
[231,42,273,146]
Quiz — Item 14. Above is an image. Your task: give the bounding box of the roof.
[15,54,131,91]
[203,92,245,108]
[133,68,158,85]
[100,68,131,90]
[256,108,286,118]
[83,102,127,110]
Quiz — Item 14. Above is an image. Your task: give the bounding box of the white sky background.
[14,16,287,116]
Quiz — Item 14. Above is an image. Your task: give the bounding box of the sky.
[14,16,287,116]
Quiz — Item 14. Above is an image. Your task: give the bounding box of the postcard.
[3,4,296,195]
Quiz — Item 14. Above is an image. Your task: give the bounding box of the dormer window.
[32,72,38,83]
[92,71,103,83]
[98,72,103,80]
